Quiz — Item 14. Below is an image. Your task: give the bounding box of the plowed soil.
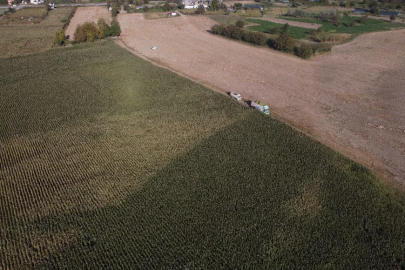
[117,13,405,186]
[65,6,111,39]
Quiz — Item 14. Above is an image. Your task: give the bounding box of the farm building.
[183,0,212,8]
[354,8,401,16]
[243,4,263,10]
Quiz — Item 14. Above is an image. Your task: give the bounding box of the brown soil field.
[117,13,405,187]
[65,6,111,39]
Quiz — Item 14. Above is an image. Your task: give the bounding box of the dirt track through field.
[116,13,405,186]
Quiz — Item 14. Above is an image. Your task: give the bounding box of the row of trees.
[74,19,121,43]
[211,23,268,46]
[211,22,315,58]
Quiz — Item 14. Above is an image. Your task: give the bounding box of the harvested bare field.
[65,6,111,39]
[117,14,405,187]
[257,16,322,29]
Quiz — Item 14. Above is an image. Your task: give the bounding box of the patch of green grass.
[281,15,405,34]
[0,7,73,58]
[208,14,240,25]
[131,7,164,13]
[246,18,312,39]
[1,41,405,269]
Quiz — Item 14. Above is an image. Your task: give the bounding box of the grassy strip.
[246,18,312,39]
[1,41,405,269]
[281,15,405,34]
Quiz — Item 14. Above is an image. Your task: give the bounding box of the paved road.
[0,2,106,11]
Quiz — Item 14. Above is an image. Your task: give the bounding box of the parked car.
[229,92,242,101]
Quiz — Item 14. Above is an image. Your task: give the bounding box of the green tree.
[111,4,120,16]
[111,20,121,36]
[74,24,86,42]
[97,18,110,38]
[162,3,171,11]
[54,29,66,45]
[82,22,98,42]
[274,33,295,52]
[211,0,219,10]
[235,20,244,28]
[234,2,242,10]
[281,23,290,34]
[368,0,380,14]
[196,4,205,14]
[295,43,313,58]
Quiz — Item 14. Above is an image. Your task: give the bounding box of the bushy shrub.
[211,24,225,35]
[196,5,205,14]
[274,33,295,52]
[111,4,119,17]
[97,18,110,38]
[295,43,313,58]
[269,26,280,35]
[74,19,119,43]
[234,2,242,10]
[390,14,396,21]
[74,24,87,42]
[235,20,244,28]
[110,20,121,36]
[281,23,290,34]
[54,29,66,46]
[211,24,268,46]
[230,27,243,40]
[360,15,367,23]
[294,9,306,17]
[82,22,98,42]
[241,30,251,42]
[162,3,171,11]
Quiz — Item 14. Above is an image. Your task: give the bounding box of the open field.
[1,40,405,268]
[65,6,111,39]
[0,7,48,25]
[0,7,73,58]
[117,13,405,186]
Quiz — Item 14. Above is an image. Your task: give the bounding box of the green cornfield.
[1,40,405,269]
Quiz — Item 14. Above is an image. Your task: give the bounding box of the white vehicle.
[250,100,270,115]
[229,92,242,101]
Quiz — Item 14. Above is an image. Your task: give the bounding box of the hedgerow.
[211,23,313,57]
[74,19,121,43]
[211,24,267,46]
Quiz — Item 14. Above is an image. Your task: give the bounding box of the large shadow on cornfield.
[33,114,405,269]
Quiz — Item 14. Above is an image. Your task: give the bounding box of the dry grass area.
[117,13,405,187]
[65,6,111,39]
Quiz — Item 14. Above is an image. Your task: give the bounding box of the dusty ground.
[65,6,111,40]
[259,16,322,29]
[117,13,405,187]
